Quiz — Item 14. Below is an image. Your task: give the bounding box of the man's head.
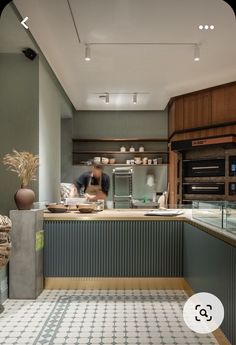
[91,163,103,179]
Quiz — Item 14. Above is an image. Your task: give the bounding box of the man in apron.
[75,163,110,201]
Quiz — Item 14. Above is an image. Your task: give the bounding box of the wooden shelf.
[72,138,169,166]
[72,151,168,154]
[72,138,168,142]
[74,163,169,167]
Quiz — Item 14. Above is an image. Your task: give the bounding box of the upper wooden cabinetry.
[212,83,236,124]
[183,91,211,129]
[168,97,184,135]
[168,82,236,137]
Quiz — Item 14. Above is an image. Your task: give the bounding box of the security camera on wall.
[22,48,37,61]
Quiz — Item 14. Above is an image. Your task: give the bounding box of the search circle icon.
[183,292,224,334]
[199,308,208,317]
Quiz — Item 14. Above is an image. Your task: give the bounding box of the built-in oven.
[183,159,225,177]
[183,182,225,195]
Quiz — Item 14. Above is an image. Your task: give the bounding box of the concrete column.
[9,210,44,299]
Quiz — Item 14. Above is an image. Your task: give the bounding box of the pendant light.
[85,44,91,61]
[194,44,200,62]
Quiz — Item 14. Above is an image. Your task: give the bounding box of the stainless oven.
[183,182,225,195]
[183,159,225,177]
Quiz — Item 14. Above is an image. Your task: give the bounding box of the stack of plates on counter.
[145,209,184,216]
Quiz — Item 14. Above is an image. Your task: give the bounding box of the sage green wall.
[39,59,73,203]
[0,53,39,215]
[72,110,167,138]
[0,5,74,303]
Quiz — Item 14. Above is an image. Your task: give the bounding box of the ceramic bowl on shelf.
[101,157,109,164]
[134,157,142,164]
[94,157,101,163]
[109,158,116,164]
[143,157,148,164]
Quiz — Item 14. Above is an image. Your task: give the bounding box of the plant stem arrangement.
[3,150,39,210]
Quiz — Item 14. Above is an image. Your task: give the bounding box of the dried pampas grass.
[3,150,39,188]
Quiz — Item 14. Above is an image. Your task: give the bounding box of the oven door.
[183,183,225,195]
[183,159,225,177]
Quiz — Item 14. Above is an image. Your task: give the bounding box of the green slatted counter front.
[44,220,183,277]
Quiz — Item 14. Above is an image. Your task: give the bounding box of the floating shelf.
[75,163,169,167]
[72,138,169,166]
[72,151,168,154]
[72,138,168,142]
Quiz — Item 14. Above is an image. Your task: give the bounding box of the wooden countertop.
[43,209,236,247]
[43,209,186,221]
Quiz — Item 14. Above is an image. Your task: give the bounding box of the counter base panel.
[44,220,183,277]
[44,277,188,290]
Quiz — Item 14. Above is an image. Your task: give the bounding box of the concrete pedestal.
[9,210,44,299]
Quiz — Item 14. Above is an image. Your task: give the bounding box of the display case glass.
[225,202,236,232]
[192,201,224,229]
[192,201,236,233]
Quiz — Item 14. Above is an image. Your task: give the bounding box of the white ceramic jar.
[139,146,144,152]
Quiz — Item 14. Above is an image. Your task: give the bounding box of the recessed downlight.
[204,25,209,30]
[210,25,215,30]
[198,25,204,30]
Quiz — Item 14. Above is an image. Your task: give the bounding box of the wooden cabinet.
[212,83,236,124]
[168,101,175,136]
[183,91,211,129]
[168,82,236,206]
[168,82,236,137]
[168,98,184,136]
[168,149,178,205]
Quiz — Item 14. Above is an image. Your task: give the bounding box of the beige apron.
[85,174,102,196]
[85,175,107,209]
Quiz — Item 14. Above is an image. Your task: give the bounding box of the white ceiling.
[10,0,236,110]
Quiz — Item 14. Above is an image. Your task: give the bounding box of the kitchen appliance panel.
[183,183,225,195]
[183,159,225,177]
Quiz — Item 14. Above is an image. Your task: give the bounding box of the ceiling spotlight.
[210,25,215,30]
[85,44,91,61]
[204,25,209,30]
[105,92,109,104]
[198,25,203,30]
[194,44,200,62]
[133,93,138,104]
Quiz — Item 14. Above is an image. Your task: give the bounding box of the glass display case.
[225,202,236,232]
[192,201,236,233]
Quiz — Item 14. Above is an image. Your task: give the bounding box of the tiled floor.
[0,290,219,345]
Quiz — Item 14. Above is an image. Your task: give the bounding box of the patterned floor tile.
[0,289,220,345]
